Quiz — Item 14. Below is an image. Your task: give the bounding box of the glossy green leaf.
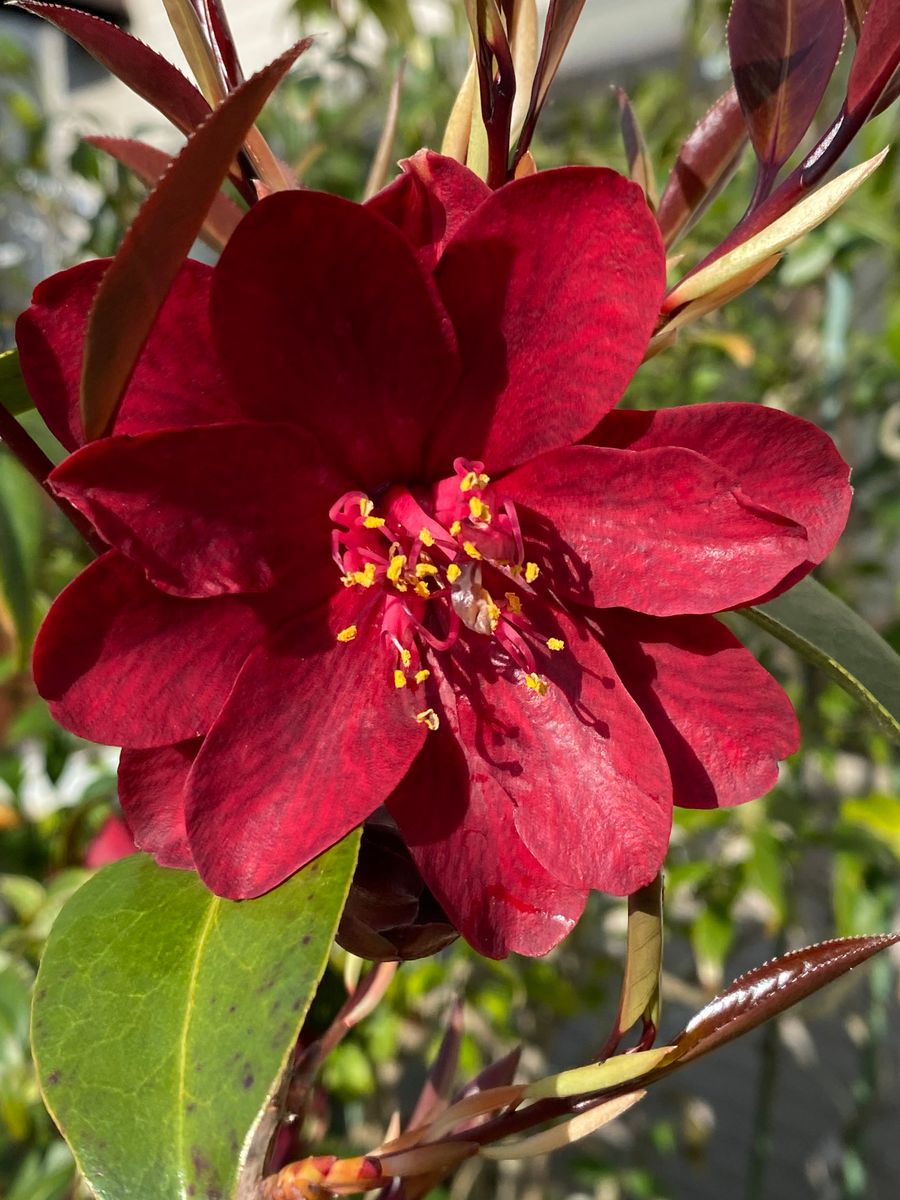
[0,349,35,417]
[740,575,900,741]
[32,837,359,1200]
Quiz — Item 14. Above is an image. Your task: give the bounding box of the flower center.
[330,458,563,726]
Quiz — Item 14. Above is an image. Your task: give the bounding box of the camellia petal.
[501,444,810,615]
[597,610,799,809]
[210,190,460,488]
[427,167,666,476]
[593,403,851,563]
[432,611,673,895]
[15,258,238,450]
[366,149,491,271]
[388,730,588,959]
[33,552,271,748]
[185,589,427,899]
[49,422,344,599]
[118,740,200,868]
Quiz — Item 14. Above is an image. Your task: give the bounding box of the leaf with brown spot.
[728,0,846,201]
[80,41,308,441]
[655,88,747,247]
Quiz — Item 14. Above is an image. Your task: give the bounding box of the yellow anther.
[359,497,374,517]
[336,625,358,643]
[463,541,482,560]
[460,470,490,491]
[446,563,462,583]
[414,669,430,684]
[487,600,501,631]
[547,637,565,651]
[419,527,435,547]
[524,672,549,696]
[351,562,377,588]
[340,573,355,588]
[387,554,407,584]
[363,515,385,529]
[468,496,492,523]
[393,670,407,689]
[509,563,522,577]
[524,561,540,583]
[415,562,439,578]
[449,520,462,536]
[415,708,440,731]
[398,648,411,668]
[505,591,523,614]
[413,580,431,598]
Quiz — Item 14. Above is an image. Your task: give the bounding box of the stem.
[743,994,780,1200]
[0,405,105,554]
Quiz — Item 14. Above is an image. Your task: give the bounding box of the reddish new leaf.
[655,88,747,247]
[843,0,870,39]
[728,0,846,198]
[13,1,210,135]
[464,0,516,187]
[80,42,307,441]
[615,88,657,205]
[515,0,587,166]
[86,136,244,250]
[673,933,900,1064]
[847,0,900,117]
[195,0,244,88]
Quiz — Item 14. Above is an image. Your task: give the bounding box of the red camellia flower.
[18,152,851,958]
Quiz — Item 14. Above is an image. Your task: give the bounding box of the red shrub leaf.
[728,0,846,191]
[673,933,900,1065]
[80,42,307,441]
[86,136,244,250]
[12,1,210,135]
[655,88,747,247]
[515,0,587,166]
[847,0,900,117]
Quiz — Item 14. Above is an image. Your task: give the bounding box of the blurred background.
[1,2,899,1198]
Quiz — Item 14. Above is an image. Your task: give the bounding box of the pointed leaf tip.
[728,0,846,189]
[13,1,210,135]
[674,932,900,1064]
[79,40,308,441]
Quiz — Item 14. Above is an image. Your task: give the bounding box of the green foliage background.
[0,2,898,1198]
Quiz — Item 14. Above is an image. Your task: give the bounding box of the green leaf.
[0,350,35,416]
[739,575,900,742]
[612,873,663,1041]
[0,452,46,662]
[841,793,900,860]
[32,838,359,1200]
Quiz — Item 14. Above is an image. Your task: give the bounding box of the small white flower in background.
[17,740,119,822]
